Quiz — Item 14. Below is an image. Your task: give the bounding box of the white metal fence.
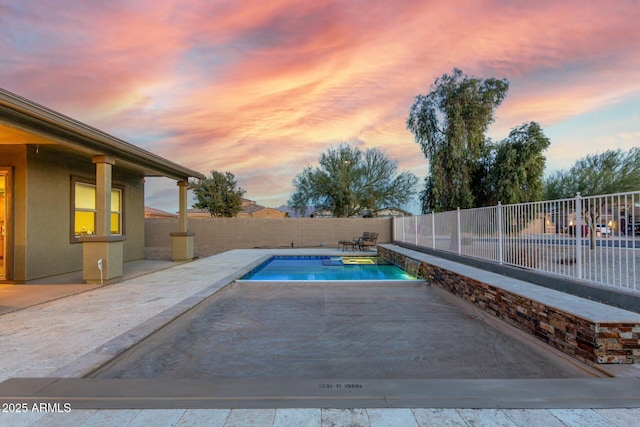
[394,191,640,292]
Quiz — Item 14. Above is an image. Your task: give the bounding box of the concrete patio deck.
[1,248,639,426]
[0,259,178,315]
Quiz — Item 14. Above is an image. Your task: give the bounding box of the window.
[110,187,122,234]
[75,182,95,236]
[73,181,122,237]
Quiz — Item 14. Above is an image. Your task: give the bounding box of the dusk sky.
[2,1,639,213]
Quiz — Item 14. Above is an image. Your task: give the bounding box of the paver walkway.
[4,407,640,426]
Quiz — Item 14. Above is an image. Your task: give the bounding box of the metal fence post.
[575,192,582,279]
[402,215,405,243]
[415,215,419,246]
[457,207,462,255]
[391,217,396,242]
[497,202,503,265]
[431,213,436,249]
[401,190,638,290]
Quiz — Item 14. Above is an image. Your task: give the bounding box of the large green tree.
[544,148,640,248]
[192,170,246,217]
[288,143,418,217]
[487,122,550,205]
[544,148,640,199]
[407,68,509,212]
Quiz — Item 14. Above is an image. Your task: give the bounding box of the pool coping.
[235,280,426,284]
[2,377,640,409]
[380,245,640,323]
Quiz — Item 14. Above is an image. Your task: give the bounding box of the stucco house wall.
[1,145,27,280]
[1,145,146,281]
[1,88,204,283]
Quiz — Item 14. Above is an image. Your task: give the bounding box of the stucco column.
[92,155,115,236]
[178,180,189,233]
[80,155,125,284]
[171,180,195,261]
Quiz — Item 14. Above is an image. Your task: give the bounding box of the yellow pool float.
[342,257,376,265]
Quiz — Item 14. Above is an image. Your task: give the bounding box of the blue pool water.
[240,256,417,281]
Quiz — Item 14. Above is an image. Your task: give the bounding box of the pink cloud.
[2,0,639,211]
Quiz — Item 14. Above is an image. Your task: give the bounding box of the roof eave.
[0,88,206,181]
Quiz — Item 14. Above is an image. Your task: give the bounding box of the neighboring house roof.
[240,199,285,216]
[239,206,287,218]
[144,206,178,218]
[256,208,287,218]
[0,88,205,182]
[188,200,287,218]
[240,199,263,214]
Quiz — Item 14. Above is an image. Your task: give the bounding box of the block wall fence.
[145,217,393,259]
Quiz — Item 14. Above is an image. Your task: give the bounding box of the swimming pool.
[239,256,417,281]
[91,281,595,381]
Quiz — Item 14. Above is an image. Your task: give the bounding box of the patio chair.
[358,232,378,251]
[339,232,369,251]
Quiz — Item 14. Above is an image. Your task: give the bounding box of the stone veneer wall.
[378,246,640,365]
